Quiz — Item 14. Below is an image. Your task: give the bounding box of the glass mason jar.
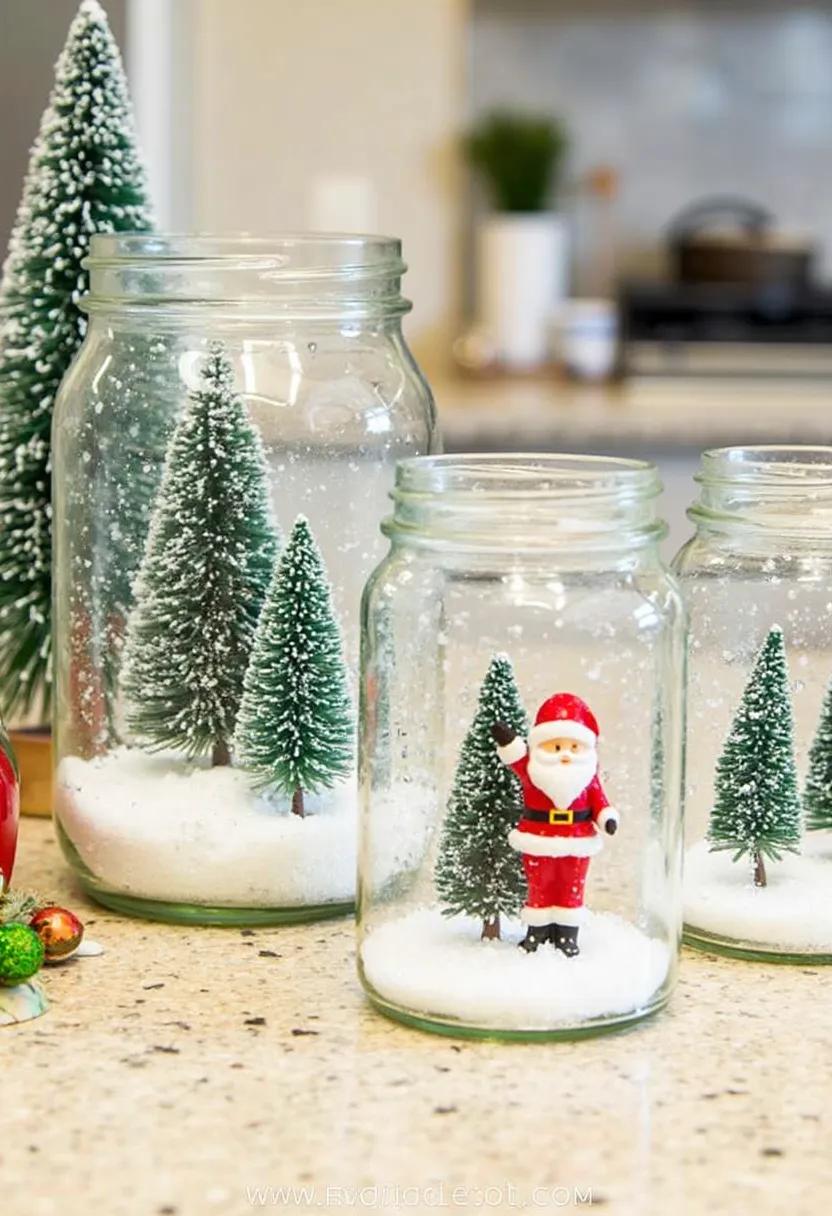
[673,446,832,962]
[52,234,437,924]
[358,455,686,1039]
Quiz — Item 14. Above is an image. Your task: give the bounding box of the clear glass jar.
[52,234,437,924]
[673,446,832,962]
[358,454,686,1039]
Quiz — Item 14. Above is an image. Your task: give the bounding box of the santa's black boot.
[552,925,580,957]
[520,925,552,953]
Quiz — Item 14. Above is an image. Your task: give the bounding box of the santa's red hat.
[528,693,599,750]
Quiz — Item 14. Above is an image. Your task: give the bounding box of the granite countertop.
[4,818,831,1216]
[436,376,832,452]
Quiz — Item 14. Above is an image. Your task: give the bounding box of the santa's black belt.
[521,808,593,825]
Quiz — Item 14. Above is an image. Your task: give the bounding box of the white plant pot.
[476,213,568,371]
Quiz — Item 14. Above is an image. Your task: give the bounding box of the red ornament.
[0,723,19,891]
[29,906,84,963]
[494,693,620,958]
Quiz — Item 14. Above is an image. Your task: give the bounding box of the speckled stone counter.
[3,819,831,1216]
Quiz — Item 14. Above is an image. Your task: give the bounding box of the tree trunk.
[292,788,305,818]
[481,914,500,941]
[753,849,767,888]
[212,738,230,767]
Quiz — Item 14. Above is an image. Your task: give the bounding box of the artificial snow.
[55,748,357,908]
[685,835,832,952]
[360,907,669,1031]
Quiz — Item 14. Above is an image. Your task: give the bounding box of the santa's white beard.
[527,747,598,809]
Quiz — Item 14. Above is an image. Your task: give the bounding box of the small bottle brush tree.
[803,677,832,832]
[234,517,354,818]
[434,654,528,940]
[0,0,153,718]
[708,627,801,888]
[121,342,278,765]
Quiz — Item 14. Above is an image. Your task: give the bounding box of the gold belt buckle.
[549,807,573,826]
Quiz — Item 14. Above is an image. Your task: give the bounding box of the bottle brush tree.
[708,626,801,888]
[0,0,153,719]
[121,341,278,765]
[234,516,354,817]
[803,676,832,832]
[435,654,528,940]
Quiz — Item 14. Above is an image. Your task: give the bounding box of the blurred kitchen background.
[3,0,832,548]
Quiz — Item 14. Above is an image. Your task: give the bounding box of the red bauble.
[0,731,19,891]
[29,906,84,962]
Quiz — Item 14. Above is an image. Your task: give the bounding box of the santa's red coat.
[0,745,19,888]
[499,745,618,926]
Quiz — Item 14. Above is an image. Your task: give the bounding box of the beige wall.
[186,0,467,375]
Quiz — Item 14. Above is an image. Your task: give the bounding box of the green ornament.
[0,923,45,987]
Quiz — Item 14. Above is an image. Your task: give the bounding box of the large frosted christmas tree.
[803,677,832,832]
[235,517,353,817]
[434,655,528,940]
[0,0,153,718]
[708,627,801,887]
[121,342,278,765]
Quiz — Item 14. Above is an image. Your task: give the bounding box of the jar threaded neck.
[690,445,832,539]
[385,454,666,553]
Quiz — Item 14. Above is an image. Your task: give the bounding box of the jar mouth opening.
[691,445,832,539]
[395,453,661,502]
[82,232,410,318]
[698,445,832,489]
[388,454,666,553]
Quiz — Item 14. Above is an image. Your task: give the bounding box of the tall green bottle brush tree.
[0,0,154,718]
[708,627,801,888]
[435,655,528,940]
[121,342,278,766]
[235,517,354,818]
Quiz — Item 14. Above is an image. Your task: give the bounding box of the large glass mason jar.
[358,455,686,1039]
[52,234,437,924]
[673,446,832,962]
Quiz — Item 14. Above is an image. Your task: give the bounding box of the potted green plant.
[466,110,569,370]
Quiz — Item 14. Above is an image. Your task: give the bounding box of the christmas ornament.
[30,906,84,963]
[121,341,278,767]
[708,626,800,888]
[235,516,353,817]
[435,655,527,940]
[0,0,153,718]
[0,923,45,986]
[494,691,619,957]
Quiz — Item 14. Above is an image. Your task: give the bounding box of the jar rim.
[81,232,410,320]
[394,453,661,500]
[699,445,832,488]
[85,231,405,274]
[387,453,666,555]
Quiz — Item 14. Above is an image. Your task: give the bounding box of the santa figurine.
[492,692,618,957]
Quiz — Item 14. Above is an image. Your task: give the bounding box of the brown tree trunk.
[212,738,230,767]
[292,788,305,818]
[753,849,767,888]
[481,914,500,941]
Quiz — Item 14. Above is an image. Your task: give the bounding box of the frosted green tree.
[435,655,528,940]
[0,0,153,717]
[234,517,354,817]
[803,677,832,831]
[709,627,801,887]
[121,342,278,765]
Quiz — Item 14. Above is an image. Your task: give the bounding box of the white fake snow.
[361,907,670,1031]
[685,835,832,953]
[55,748,356,908]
